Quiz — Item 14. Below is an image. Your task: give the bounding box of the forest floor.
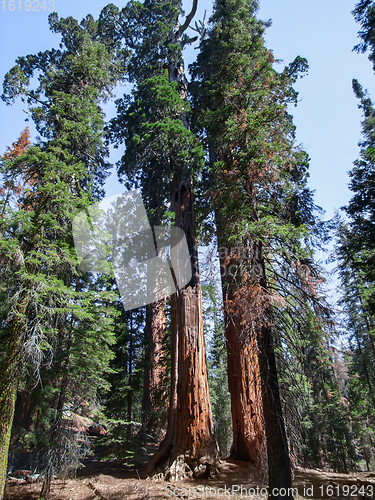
[4,459,375,500]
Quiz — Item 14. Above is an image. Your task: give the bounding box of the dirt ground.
[4,460,375,500]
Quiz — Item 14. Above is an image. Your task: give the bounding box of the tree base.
[165,454,219,481]
[143,452,220,481]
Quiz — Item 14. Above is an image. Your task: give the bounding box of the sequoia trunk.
[143,2,218,477]
[143,176,218,479]
[223,283,265,463]
[215,169,265,464]
[168,177,218,479]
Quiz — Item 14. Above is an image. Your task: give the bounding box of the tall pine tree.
[0,11,122,499]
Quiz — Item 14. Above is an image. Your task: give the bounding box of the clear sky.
[0,0,374,220]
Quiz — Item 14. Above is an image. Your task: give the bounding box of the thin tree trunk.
[254,242,293,500]
[40,329,74,500]
[142,262,167,434]
[353,327,375,412]
[0,303,27,500]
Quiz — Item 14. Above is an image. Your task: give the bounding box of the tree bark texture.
[143,176,218,479]
[224,287,265,463]
[142,299,167,433]
[216,217,265,464]
[141,293,179,478]
[168,283,218,478]
[0,313,25,500]
[255,243,293,500]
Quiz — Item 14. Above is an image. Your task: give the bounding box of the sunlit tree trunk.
[143,173,218,479]
[142,299,167,434]
[0,305,27,500]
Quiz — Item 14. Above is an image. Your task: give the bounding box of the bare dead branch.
[181,35,199,48]
[178,0,198,37]
[190,10,207,40]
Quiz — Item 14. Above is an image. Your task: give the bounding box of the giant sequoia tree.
[110,0,218,478]
[191,0,323,496]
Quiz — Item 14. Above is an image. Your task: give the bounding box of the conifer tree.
[0,11,122,498]
[110,0,218,478]
[191,0,323,496]
[335,2,375,466]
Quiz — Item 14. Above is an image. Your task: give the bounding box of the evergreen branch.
[25,91,50,108]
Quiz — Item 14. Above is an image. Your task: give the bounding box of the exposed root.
[87,480,109,500]
[163,454,220,482]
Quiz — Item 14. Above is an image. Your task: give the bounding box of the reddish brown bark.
[143,3,218,478]
[169,178,218,477]
[141,293,179,478]
[142,299,167,434]
[224,294,265,463]
[217,242,265,464]
[169,284,218,477]
[142,177,218,480]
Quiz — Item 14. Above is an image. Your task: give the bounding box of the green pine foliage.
[0,9,122,490]
[277,305,356,471]
[101,306,146,464]
[335,1,375,470]
[1,0,374,486]
[191,0,356,474]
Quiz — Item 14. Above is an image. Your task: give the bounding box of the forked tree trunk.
[142,299,167,434]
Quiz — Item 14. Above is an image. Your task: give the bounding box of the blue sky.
[0,0,374,221]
